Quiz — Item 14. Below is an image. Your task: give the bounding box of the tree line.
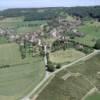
[0,6,100,21]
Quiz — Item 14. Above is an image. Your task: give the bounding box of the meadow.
[0,36,8,44]
[0,17,47,34]
[0,43,45,100]
[85,92,100,100]
[49,48,85,64]
[36,53,100,100]
[75,21,100,47]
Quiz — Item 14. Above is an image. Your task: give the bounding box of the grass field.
[0,17,24,22]
[85,92,100,100]
[75,21,100,47]
[0,17,47,33]
[0,37,8,44]
[16,26,40,33]
[68,53,100,83]
[0,43,45,100]
[36,53,100,100]
[86,93,100,100]
[49,49,85,64]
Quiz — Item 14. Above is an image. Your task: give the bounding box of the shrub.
[94,39,100,49]
[0,65,10,69]
[56,64,61,69]
[47,63,55,72]
[83,47,93,54]
[21,53,26,59]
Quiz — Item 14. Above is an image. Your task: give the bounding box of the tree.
[19,44,26,59]
[51,40,62,51]
[94,39,100,49]
[47,62,55,72]
[46,52,49,63]
[39,46,45,57]
[21,52,26,59]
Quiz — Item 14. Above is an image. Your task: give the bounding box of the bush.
[21,53,26,59]
[47,63,55,72]
[47,60,52,65]
[0,65,10,69]
[94,39,100,49]
[56,64,61,69]
[83,47,93,54]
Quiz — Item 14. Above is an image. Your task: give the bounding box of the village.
[0,6,100,100]
[0,16,93,72]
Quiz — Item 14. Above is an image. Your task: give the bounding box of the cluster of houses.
[0,17,85,50]
[0,27,42,45]
[47,17,85,39]
[0,27,18,41]
[19,32,43,47]
[0,28,15,36]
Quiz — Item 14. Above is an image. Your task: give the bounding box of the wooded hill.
[0,6,100,21]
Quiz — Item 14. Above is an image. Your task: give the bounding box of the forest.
[0,6,100,21]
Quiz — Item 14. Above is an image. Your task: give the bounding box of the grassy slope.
[75,21,100,47]
[37,54,100,100]
[49,48,85,64]
[0,43,45,100]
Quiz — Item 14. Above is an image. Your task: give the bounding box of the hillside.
[0,6,100,21]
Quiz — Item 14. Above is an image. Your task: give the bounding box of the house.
[50,28,57,37]
[0,28,6,36]
[9,35,16,42]
[76,44,84,50]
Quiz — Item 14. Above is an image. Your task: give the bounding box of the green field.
[0,17,47,34]
[36,53,100,100]
[0,43,45,100]
[85,93,100,100]
[75,21,100,47]
[49,49,85,64]
[0,17,24,22]
[68,53,100,83]
[0,37,8,44]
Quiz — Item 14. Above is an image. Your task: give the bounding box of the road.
[81,87,98,100]
[21,72,52,100]
[21,50,100,100]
